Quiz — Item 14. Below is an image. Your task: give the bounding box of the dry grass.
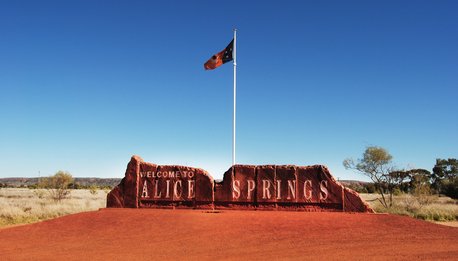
[1,188,456,227]
[0,188,107,227]
[360,193,458,223]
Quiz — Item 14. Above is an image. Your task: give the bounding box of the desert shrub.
[402,194,419,212]
[363,193,457,222]
[38,171,74,201]
[393,188,403,196]
[414,210,456,222]
[67,183,77,189]
[364,183,376,193]
[358,186,369,193]
[344,183,368,193]
[413,185,434,207]
[0,188,106,227]
[33,190,46,199]
[89,185,98,195]
[441,179,458,199]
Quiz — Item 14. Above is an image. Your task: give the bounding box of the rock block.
[106,185,123,208]
[214,169,233,203]
[124,155,142,208]
[193,167,213,208]
[275,165,297,203]
[256,165,276,206]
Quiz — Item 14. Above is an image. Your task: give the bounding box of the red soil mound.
[1,209,457,260]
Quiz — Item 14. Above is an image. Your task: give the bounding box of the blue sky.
[0,1,457,180]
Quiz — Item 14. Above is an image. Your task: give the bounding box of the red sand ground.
[1,209,457,260]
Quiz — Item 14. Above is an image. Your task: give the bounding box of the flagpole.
[232,29,237,166]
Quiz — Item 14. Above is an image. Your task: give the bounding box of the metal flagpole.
[232,29,237,166]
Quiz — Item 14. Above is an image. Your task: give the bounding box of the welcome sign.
[107,156,373,212]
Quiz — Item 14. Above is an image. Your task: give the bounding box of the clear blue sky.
[1,1,457,180]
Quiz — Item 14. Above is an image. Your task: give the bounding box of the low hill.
[339,179,371,186]
[0,177,121,188]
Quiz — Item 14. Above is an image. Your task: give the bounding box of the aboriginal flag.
[204,39,234,70]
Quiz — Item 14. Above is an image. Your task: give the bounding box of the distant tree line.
[0,171,115,202]
[342,182,377,194]
[0,177,117,190]
[344,146,457,208]
[36,171,113,201]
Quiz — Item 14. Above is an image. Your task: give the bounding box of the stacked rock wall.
[107,156,373,213]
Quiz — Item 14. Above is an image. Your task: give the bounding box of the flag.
[204,39,234,70]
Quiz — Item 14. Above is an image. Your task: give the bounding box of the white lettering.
[141,180,149,198]
[174,180,182,199]
[262,179,272,199]
[303,180,312,200]
[276,180,282,199]
[139,171,196,179]
[247,180,255,200]
[165,180,171,198]
[154,180,162,198]
[320,180,328,201]
[287,180,296,200]
[188,180,195,199]
[232,180,241,199]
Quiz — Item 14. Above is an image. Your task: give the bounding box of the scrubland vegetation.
[0,171,114,227]
[0,188,107,227]
[1,154,457,228]
[360,193,457,222]
[1,187,455,228]
[344,146,457,224]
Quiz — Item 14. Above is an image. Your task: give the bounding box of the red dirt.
[1,209,457,260]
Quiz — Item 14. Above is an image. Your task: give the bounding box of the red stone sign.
[107,156,373,212]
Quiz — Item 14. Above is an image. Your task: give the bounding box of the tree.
[38,171,74,201]
[432,158,458,198]
[389,169,431,193]
[388,170,411,193]
[406,169,433,207]
[407,169,431,192]
[343,146,396,208]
